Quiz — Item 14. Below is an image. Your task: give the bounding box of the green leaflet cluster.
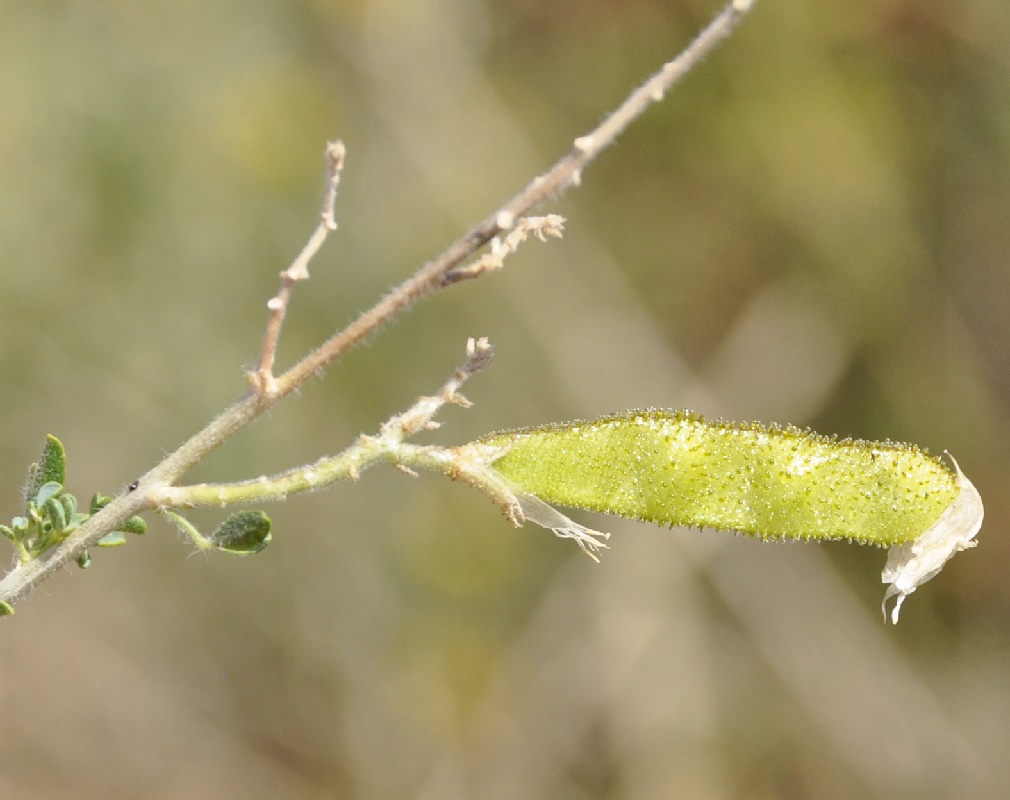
[480,410,960,547]
[0,435,273,615]
[0,436,148,604]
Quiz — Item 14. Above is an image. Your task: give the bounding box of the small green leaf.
[35,481,63,509]
[0,525,15,542]
[59,493,77,519]
[11,517,28,536]
[90,493,112,515]
[26,435,67,502]
[210,511,272,555]
[118,516,147,535]
[45,496,67,533]
[96,531,127,547]
[76,550,91,569]
[0,599,14,616]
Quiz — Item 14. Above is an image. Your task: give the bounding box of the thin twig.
[152,338,496,508]
[252,140,346,396]
[0,0,756,611]
[270,0,756,398]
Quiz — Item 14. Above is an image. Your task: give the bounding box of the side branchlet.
[0,1,773,614]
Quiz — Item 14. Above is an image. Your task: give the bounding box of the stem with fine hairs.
[0,0,756,611]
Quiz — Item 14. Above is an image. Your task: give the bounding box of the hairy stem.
[0,0,756,611]
[155,337,496,508]
[271,0,755,396]
[253,140,346,395]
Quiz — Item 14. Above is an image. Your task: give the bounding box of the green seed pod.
[477,409,983,622]
[481,410,958,546]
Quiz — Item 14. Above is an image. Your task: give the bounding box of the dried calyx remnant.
[475,410,983,623]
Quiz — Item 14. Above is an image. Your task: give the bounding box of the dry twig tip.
[252,140,348,395]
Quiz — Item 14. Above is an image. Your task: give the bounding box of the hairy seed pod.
[480,409,961,547]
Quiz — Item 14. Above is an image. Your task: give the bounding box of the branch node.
[440,216,566,286]
[496,210,516,230]
[247,369,279,398]
[254,140,347,393]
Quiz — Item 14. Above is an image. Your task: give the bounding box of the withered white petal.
[881,456,983,624]
[513,490,610,562]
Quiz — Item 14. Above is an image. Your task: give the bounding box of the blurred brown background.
[2,0,1009,797]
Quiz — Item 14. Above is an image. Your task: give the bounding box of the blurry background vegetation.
[1,0,1009,797]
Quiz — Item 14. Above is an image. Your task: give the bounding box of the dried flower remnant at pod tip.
[880,455,982,623]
